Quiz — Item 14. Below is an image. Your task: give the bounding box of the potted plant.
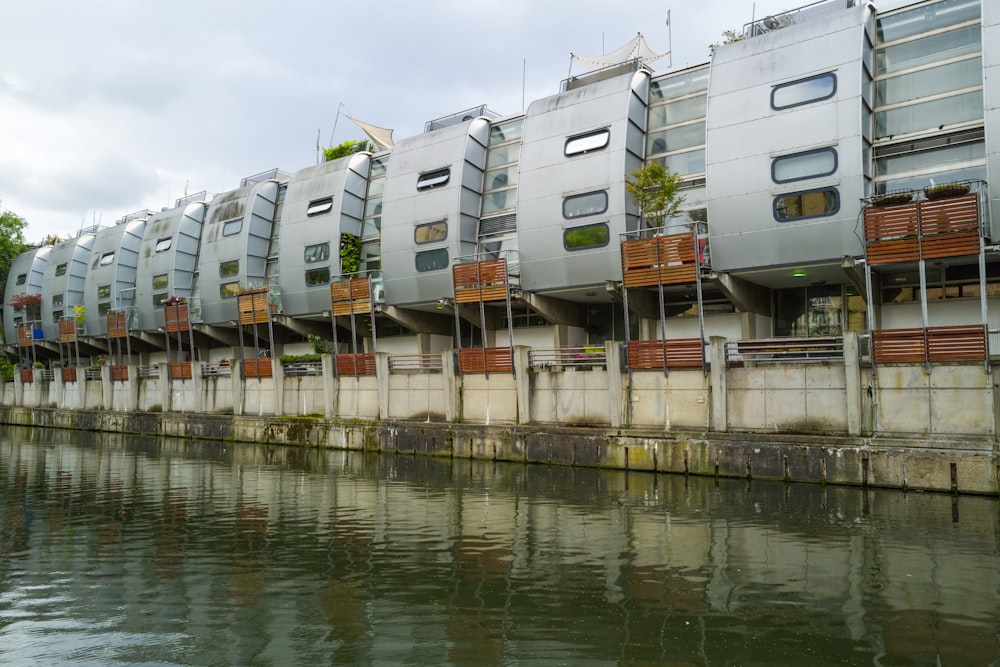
[870,192,913,207]
[924,182,971,200]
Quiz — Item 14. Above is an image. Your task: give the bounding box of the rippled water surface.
[1,427,999,665]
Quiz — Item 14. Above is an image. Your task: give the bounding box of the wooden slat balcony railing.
[242,358,273,378]
[621,232,700,288]
[237,288,274,325]
[19,368,33,383]
[459,347,513,373]
[164,304,191,332]
[107,312,128,338]
[864,192,980,265]
[335,353,376,376]
[627,339,704,369]
[61,367,77,382]
[17,324,36,348]
[453,260,509,303]
[110,364,129,381]
[169,361,193,380]
[58,319,78,343]
[330,277,372,316]
[872,325,987,363]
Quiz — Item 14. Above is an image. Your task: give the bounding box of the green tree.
[323,139,375,162]
[625,162,686,229]
[709,29,745,54]
[0,210,29,284]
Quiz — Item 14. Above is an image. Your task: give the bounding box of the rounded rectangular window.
[15,273,26,286]
[154,237,173,253]
[773,188,840,222]
[97,285,112,299]
[414,221,447,244]
[219,260,240,278]
[305,267,330,286]
[415,248,449,272]
[772,147,838,183]
[55,263,67,276]
[219,282,241,299]
[771,73,837,110]
[307,197,334,216]
[304,243,330,263]
[416,168,450,191]
[98,302,111,316]
[564,222,610,250]
[565,129,610,156]
[222,218,243,236]
[52,294,64,307]
[152,274,169,289]
[99,252,115,266]
[563,191,609,219]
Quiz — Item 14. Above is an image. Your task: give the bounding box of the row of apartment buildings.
[3,0,997,377]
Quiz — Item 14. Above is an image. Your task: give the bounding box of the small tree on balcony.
[625,162,686,230]
[8,292,42,322]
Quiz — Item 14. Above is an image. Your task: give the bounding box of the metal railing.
[201,362,232,378]
[281,361,323,377]
[85,367,102,381]
[529,346,608,370]
[726,336,844,365]
[388,354,443,374]
[138,366,160,379]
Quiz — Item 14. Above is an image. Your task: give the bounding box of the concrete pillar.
[232,361,245,416]
[191,361,204,414]
[376,352,390,420]
[100,365,111,411]
[54,367,65,409]
[709,336,728,433]
[321,354,335,418]
[513,345,531,425]
[606,341,624,428]
[272,358,285,416]
[843,331,863,436]
[443,350,458,422]
[13,369,23,407]
[158,362,170,412]
[126,365,140,411]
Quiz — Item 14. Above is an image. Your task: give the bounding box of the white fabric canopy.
[348,115,394,151]
[571,33,668,72]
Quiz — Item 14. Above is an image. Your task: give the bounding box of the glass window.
[98,302,111,316]
[98,285,111,299]
[489,118,524,145]
[877,25,980,75]
[305,267,330,286]
[219,260,239,278]
[307,197,334,216]
[219,282,240,299]
[99,252,115,266]
[154,237,172,253]
[153,292,168,308]
[55,263,67,276]
[222,218,243,236]
[152,274,169,289]
[366,177,385,199]
[876,0,980,44]
[650,68,709,101]
[875,90,982,138]
[876,57,981,107]
[304,243,330,263]
[646,122,705,156]
[655,149,706,176]
[484,164,517,192]
[416,168,450,191]
[415,248,449,272]
[52,310,63,322]
[486,142,521,169]
[414,221,447,244]
[369,159,387,179]
[15,273,25,285]
[649,95,707,129]
[774,188,840,222]
[565,129,610,156]
[771,73,837,110]
[564,222,610,250]
[482,188,512,215]
[52,294,63,307]
[563,191,609,219]
[772,147,838,183]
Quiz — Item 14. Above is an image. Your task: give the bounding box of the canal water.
[0,427,997,666]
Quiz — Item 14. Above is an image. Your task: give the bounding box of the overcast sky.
[1,0,884,242]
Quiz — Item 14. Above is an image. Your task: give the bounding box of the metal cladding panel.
[40,234,95,340]
[380,118,489,306]
[517,71,647,293]
[3,246,50,344]
[984,0,1000,239]
[135,202,206,332]
[82,220,145,335]
[199,181,279,326]
[706,3,870,274]
[278,153,369,317]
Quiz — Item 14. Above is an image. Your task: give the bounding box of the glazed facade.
[3,0,998,372]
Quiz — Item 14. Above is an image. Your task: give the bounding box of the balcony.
[621,230,706,288]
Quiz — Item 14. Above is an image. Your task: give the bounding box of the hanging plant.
[340,232,362,276]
